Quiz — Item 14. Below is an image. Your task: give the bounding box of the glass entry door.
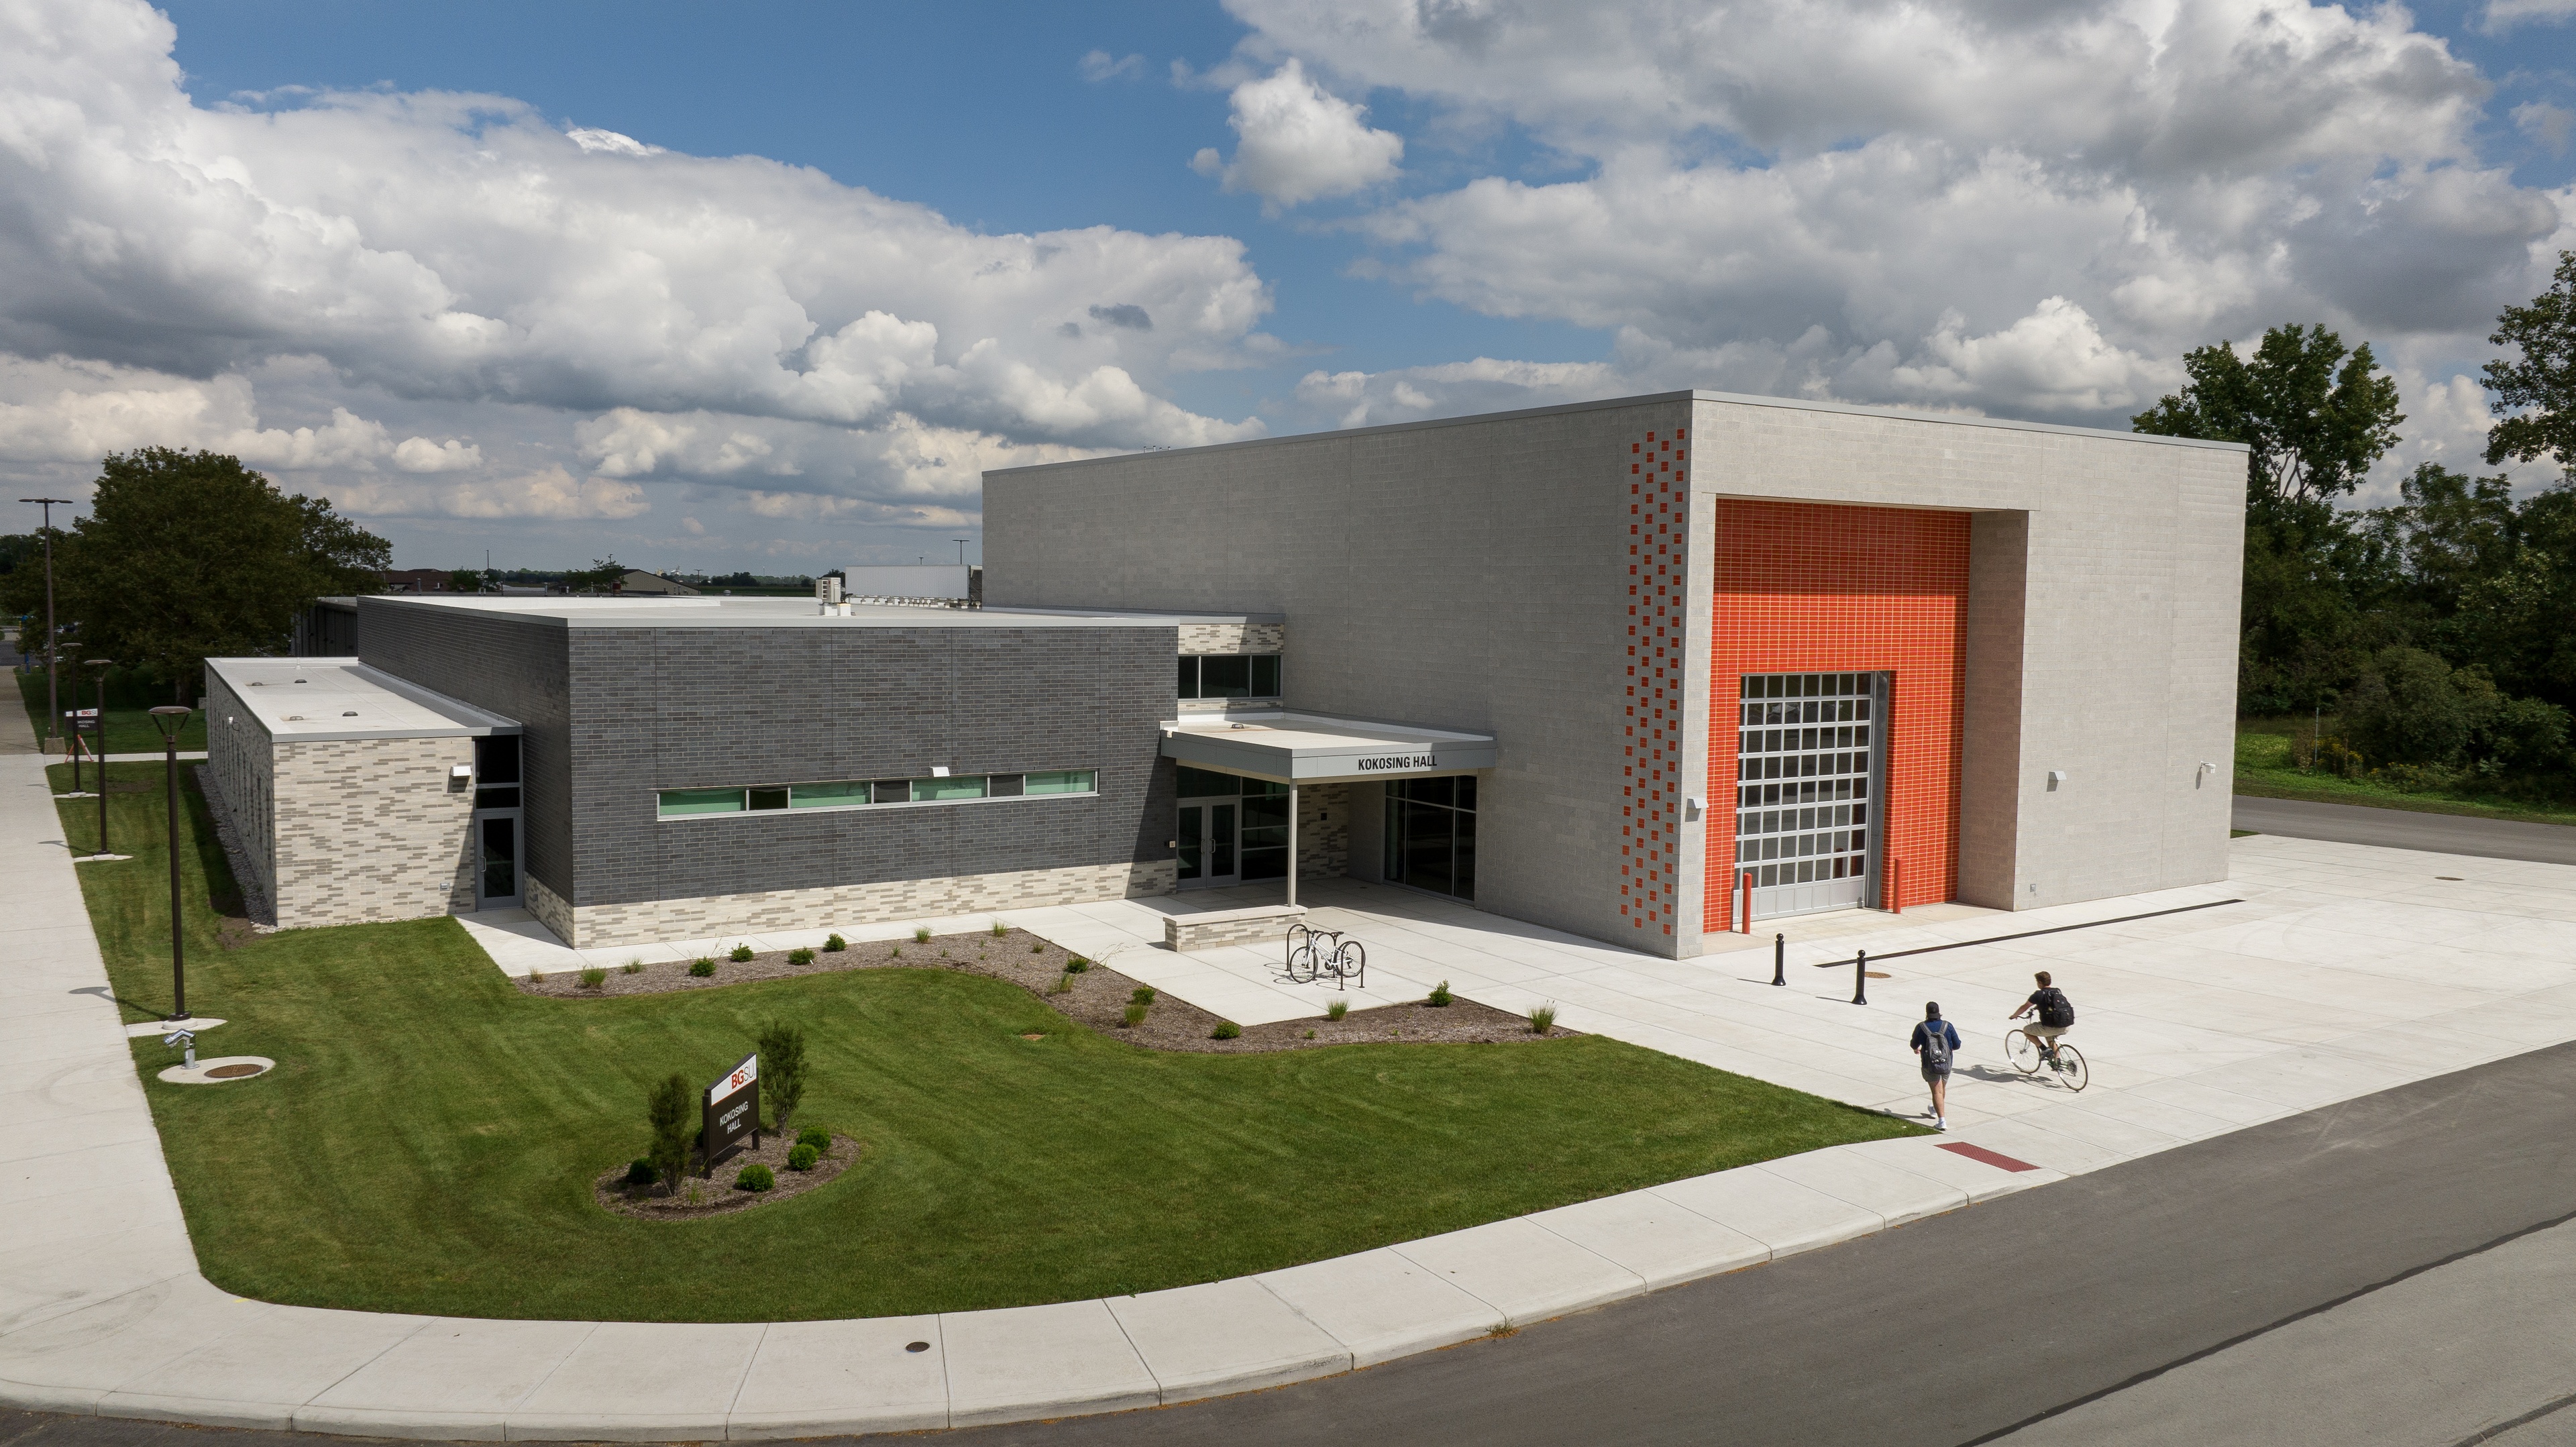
[1176,800,1238,888]
[474,810,523,908]
[1731,672,1884,922]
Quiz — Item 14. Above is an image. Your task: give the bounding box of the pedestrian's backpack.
[2037,988,2075,1028]
[1922,1021,1953,1071]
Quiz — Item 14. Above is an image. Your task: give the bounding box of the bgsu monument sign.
[702,1051,760,1171]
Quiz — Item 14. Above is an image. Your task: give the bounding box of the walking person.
[1911,1002,1961,1131]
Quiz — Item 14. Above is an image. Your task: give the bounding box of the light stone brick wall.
[553,859,1180,949]
[1167,906,1305,953]
[1298,782,1350,880]
[203,672,277,904]
[270,737,477,928]
[1177,623,1285,653]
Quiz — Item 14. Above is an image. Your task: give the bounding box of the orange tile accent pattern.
[1621,429,1688,935]
[1701,500,1969,930]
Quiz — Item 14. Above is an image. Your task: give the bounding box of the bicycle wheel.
[2005,1030,2041,1074]
[2053,1044,2088,1091]
[1285,941,1318,983]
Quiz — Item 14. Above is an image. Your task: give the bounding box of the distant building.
[617,570,699,596]
[381,569,462,593]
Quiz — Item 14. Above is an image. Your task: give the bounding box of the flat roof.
[358,596,1275,631]
[989,388,2249,479]
[1161,711,1497,784]
[207,657,520,741]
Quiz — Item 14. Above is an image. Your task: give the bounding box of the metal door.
[474,810,523,908]
[1175,800,1238,889]
[1729,672,1886,922]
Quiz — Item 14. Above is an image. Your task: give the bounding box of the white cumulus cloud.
[1191,59,1403,209]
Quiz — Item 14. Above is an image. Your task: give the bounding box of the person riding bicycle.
[2009,971,2076,1063]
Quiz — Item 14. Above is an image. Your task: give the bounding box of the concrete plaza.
[9,705,2576,1437]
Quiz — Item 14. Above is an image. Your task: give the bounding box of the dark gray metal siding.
[570,624,1173,908]
[357,600,575,904]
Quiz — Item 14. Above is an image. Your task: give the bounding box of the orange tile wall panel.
[1702,500,1969,930]
[1621,428,1689,937]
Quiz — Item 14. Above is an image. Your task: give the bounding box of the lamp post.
[18,496,72,756]
[150,705,192,1021]
[84,657,113,857]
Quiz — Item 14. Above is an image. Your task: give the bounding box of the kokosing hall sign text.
[1355,754,1438,772]
[703,1051,761,1168]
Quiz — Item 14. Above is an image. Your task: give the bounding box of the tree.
[561,557,626,594]
[44,450,388,698]
[446,568,484,594]
[2485,250,2576,471]
[647,1071,695,1195]
[2133,323,2404,517]
[756,1021,808,1131]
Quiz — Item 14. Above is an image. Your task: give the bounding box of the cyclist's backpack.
[2037,988,2075,1028]
[1921,1022,1953,1071]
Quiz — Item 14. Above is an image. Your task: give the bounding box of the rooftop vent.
[284,714,305,721]
[247,681,266,687]
[341,710,358,717]
[292,678,307,684]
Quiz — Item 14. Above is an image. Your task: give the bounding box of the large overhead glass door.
[1177,765,1292,890]
[1732,672,1884,921]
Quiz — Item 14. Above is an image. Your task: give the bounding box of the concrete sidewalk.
[11,713,2576,1438]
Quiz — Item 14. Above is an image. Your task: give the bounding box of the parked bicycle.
[1284,922,1367,991]
[2004,1028,2088,1090]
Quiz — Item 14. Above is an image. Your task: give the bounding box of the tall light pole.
[85,657,113,857]
[150,705,193,1020]
[19,496,72,755]
[953,538,969,565]
[56,643,82,792]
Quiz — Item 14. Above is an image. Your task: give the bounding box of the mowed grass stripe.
[55,762,1920,1322]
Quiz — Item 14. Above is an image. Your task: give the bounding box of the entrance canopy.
[1160,711,1496,784]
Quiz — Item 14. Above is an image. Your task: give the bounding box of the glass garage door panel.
[1731,672,1884,921]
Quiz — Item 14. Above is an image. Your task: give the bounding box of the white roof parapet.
[206,657,521,742]
[1160,712,1495,784]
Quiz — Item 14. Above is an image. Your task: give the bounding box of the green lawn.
[15,665,207,754]
[56,761,1918,1324]
[2234,720,2576,828]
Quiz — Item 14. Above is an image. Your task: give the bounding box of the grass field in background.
[54,761,1919,1323]
[15,665,207,754]
[2235,718,2576,828]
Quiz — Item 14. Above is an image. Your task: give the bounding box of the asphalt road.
[2234,793,2576,865]
[10,1044,2576,1447]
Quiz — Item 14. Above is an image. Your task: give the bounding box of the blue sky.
[5,0,2575,571]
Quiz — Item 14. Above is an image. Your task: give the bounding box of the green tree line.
[2139,255,2576,803]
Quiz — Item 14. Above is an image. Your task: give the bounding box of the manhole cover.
[205,1063,264,1079]
[905,1341,930,1353]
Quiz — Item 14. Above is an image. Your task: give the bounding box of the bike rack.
[1283,922,1366,991]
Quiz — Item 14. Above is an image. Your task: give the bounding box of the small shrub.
[621,958,644,974]
[1529,1002,1559,1034]
[730,943,755,963]
[890,945,901,958]
[1049,971,1073,995]
[689,957,717,977]
[824,932,847,952]
[787,1144,820,1172]
[1326,999,1349,1022]
[796,1126,830,1152]
[1211,1020,1242,1040]
[1066,956,1090,973]
[1428,980,1454,1007]
[1130,985,1157,1006]
[914,926,932,943]
[647,1073,693,1193]
[624,1158,657,1186]
[1030,941,1044,954]
[735,1163,775,1193]
[526,966,545,984]
[1121,1002,1148,1028]
[757,1020,809,1130]
[991,920,1008,937]
[1304,1028,1317,1040]
[787,947,816,965]
[578,966,607,991]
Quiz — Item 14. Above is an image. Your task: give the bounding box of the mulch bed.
[594,1130,861,1220]
[517,928,1576,1055]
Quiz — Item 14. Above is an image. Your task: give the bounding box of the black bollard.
[1771,932,1786,987]
[1852,948,1868,1006]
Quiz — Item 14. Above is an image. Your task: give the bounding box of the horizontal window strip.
[657,770,1096,820]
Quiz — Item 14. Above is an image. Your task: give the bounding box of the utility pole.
[953,537,969,565]
[19,497,74,755]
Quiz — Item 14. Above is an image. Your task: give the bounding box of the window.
[658,769,1095,820]
[1175,767,1280,799]
[1384,776,1477,901]
[473,734,522,810]
[1177,654,1283,700]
